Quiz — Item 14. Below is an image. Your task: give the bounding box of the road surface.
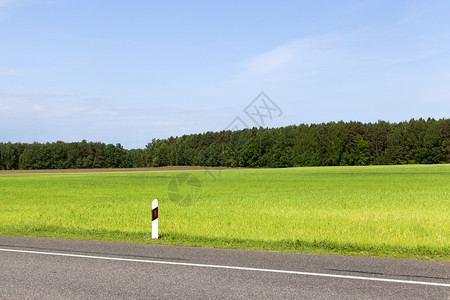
[0,236,448,299]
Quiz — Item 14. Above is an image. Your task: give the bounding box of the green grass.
[0,165,449,259]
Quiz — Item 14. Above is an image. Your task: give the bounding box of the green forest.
[1,118,449,170]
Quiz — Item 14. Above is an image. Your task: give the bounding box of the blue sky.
[1,0,449,148]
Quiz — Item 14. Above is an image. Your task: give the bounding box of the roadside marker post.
[152,199,158,239]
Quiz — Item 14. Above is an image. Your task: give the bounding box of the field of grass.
[0,165,449,259]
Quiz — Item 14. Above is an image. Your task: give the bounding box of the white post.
[152,199,158,239]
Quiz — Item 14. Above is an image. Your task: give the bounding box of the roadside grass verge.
[0,165,448,259]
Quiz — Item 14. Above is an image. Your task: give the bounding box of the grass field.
[0,165,449,259]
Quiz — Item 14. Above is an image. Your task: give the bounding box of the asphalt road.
[0,236,448,299]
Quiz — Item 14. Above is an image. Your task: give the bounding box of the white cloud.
[240,35,350,78]
[0,0,14,6]
[0,67,35,75]
[394,1,450,27]
[245,43,297,75]
[0,0,17,21]
[223,17,450,125]
[0,94,234,148]
[241,20,450,80]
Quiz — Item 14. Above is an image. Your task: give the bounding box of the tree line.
[1,118,449,170]
[0,141,147,170]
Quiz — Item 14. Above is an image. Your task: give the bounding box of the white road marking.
[0,248,449,287]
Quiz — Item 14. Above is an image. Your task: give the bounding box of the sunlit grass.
[0,164,449,259]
